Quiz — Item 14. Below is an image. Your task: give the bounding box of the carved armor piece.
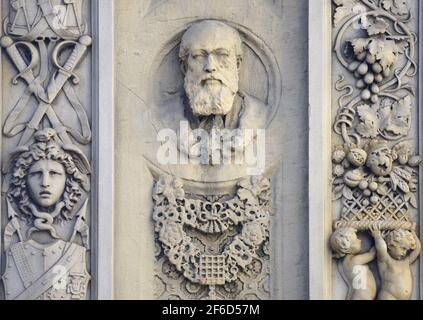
[3,240,90,300]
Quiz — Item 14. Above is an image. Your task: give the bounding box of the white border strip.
[95,0,114,300]
[308,0,333,300]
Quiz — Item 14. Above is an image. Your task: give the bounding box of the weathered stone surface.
[114,0,309,299]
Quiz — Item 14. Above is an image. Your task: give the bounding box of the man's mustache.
[195,73,236,90]
[200,76,223,85]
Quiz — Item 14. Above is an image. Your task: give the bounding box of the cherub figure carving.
[330,228,377,300]
[2,129,91,300]
[370,226,421,300]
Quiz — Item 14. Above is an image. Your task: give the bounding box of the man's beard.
[184,69,239,117]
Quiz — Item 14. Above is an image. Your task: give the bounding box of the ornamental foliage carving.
[331,0,421,300]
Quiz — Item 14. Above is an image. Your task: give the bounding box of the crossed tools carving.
[0,34,92,147]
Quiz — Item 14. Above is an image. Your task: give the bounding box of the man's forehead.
[183,23,239,52]
[186,34,237,52]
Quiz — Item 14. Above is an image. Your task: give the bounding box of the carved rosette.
[153,175,271,300]
[1,0,92,300]
[331,0,421,300]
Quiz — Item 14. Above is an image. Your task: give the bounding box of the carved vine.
[331,0,421,300]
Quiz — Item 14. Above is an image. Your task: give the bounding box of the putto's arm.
[353,247,376,265]
[370,227,389,262]
[409,231,421,264]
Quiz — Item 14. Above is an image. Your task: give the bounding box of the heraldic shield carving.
[1,0,92,300]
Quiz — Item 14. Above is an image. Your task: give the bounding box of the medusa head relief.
[7,129,91,239]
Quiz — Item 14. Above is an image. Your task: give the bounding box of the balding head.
[179,20,243,70]
[179,20,243,117]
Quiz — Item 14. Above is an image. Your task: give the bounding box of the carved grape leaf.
[333,0,360,27]
[351,38,371,55]
[382,0,409,15]
[366,17,389,36]
[379,96,412,136]
[356,104,380,138]
[368,39,402,70]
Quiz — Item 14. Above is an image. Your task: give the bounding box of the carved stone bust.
[156,20,267,133]
[146,20,272,189]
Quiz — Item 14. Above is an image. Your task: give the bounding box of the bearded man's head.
[179,20,243,117]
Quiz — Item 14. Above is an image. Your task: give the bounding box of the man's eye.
[215,51,229,58]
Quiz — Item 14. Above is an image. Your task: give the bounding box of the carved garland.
[153,175,271,298]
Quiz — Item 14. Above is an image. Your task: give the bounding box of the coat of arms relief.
[331,0,422,300]
[1,0,92,300]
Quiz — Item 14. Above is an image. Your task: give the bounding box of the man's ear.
[237,56,243,70]
[180,60,187,75]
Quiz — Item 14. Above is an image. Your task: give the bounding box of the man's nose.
[204,54,217,73]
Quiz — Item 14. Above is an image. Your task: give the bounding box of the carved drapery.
[1,0,92,300]
[331,0,421,300]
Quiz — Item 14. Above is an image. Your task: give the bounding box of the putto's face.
[27,159,66,208]
[182,23,241,116]
[388,244,409,260]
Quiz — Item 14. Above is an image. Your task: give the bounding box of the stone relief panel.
[331,0,422,300]
[114,0,309,299]
[0,0,92,300]
[147,19,279,300]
